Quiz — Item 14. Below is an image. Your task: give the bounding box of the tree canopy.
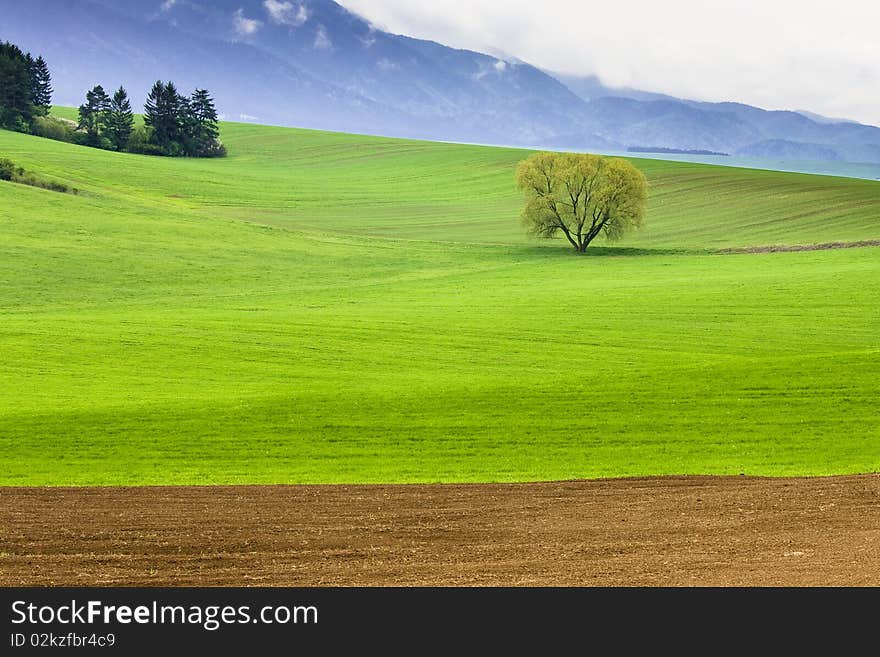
[515,152,647,252]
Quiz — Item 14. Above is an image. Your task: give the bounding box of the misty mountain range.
[4,0,880,164]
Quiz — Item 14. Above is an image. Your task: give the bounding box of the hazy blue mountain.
[578,97,761,154]
[2,0,416,135]
[682,101,880,163]
[552,74,880,163]
[555,73,680,103]
[736,140,842,161]
[795,110,858,125]
[3,0,879,162]
[80,0,609,146]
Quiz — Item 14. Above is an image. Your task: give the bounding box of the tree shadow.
[581,246,701,257]
[504,244,702,258]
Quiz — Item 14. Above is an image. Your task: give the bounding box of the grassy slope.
[1,117,878,485]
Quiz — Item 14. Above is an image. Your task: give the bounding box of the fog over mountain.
[4,0,880,163]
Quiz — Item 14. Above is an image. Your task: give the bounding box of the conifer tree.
[145,80,186,153]
[31,56,53,113]
[165,81,187,151]
[25,52,36,105]
[0,41,35,129]
[143,80,163,143]
[189,88,220,155]
[176,89,194,155]
[77,85,111,146]
[106,86,134,151]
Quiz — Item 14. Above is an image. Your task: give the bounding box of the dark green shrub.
[0,157,75,193]
[164,141,184,158]
[126,126,165,156]
[198,139,228,158]
[0,158,16,180]
[73,131,91,147]
[0,112,31,133]
[127,141,166,156]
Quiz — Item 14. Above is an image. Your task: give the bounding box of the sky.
[339,0,880,126]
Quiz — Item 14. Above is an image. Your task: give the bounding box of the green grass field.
[1,113,878,485]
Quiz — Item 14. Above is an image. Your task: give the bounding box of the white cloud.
[264,0,310,27]
[233,8,262,36]
[314,25,332,49]
[377,58,399,71]
[220,113,260,122]
[160,0,177,11]
[473,59,507,81]
[337,0,880,126]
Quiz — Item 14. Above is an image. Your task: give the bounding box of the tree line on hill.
[0,40,226,158]
[78,82,225,157]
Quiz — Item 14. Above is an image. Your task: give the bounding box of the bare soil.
[2,475,878,587]
[718,239,880,254]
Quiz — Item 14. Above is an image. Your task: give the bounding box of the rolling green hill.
[1,116,878,485]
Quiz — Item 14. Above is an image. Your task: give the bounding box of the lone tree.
[515,152,647,252]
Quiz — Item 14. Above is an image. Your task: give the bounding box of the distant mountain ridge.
[4,0,880,163]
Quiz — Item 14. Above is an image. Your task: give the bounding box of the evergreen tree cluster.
[1,39,226,158]
[0,41,52,130]
[77,85,135,152]
[143,81,223,157]
[77,81,223,157]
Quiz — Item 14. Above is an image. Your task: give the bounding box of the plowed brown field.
[2,476,878,586]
